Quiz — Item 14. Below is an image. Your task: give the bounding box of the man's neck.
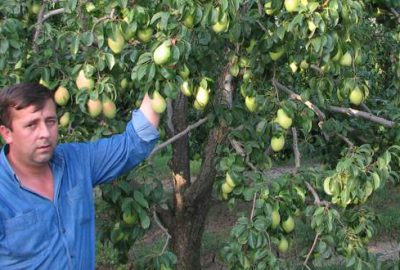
[7,152,54,200]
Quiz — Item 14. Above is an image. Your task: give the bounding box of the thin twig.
[305,181,330,207]
[310,64,323,74]
[304,232,321,269]
[292,127,301,171]
[91,9,115,32]
[390,7,400,23]
[250,192,258,221]
[336,133,354,149]
[149,115,210,158]
[43,8,65,21]
[153,210,171,255]
[327,105,395,128]
[256,20,269,33]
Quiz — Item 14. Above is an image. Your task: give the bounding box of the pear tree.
[0,0,399,269]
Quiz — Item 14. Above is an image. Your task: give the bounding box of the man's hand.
[140,93,161,128]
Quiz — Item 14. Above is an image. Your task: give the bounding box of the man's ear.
[0,125,12,144]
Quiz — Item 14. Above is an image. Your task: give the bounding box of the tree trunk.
[158,69,232,269]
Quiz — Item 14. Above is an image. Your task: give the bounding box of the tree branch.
[149,115,210,158]
[326,105,396,128]
[336,133,354,149]
[305,181,330,207]
[33,4,47,52]
[43,8,65,21]
[91,9,116,32]
[272,79,326,125]
[153,210,171,255]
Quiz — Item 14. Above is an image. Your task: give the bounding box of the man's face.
[0,99,58,167]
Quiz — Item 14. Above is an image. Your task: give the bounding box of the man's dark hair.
[0,83,54,128]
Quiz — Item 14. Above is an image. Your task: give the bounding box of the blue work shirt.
[0,110,159,269]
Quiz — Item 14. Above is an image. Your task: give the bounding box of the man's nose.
[39,122,51,138]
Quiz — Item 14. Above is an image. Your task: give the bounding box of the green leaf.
[105,53,115,70]
[134,190,149,209]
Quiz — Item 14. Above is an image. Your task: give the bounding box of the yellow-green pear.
[276,109,293,129]
[271,136,285,152]
[107,30,125,54]
[284,0,299,12]
[212,13,229,33]
[102,99,117,119]
[349,86,364,105]
[150,91,167,114]
[289,62,298,73]
[196,86,209,107]
[245,96,257,112]
[269,48,285,61]
[137,28,153,43]
[183,14,194,28]
[282,216,295,233]
[76,70,94,91]
[180,81,192,97]
[222,182,234,194]
[87,99,102,118]
[271,210,281,229]
[153,41,172,65]
[225,172,236,188]
[54,86,70,106]
[340,52,352,67]
[59,112,70,127]
[278,237,289,253]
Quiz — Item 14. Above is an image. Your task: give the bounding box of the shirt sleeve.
[59,109,159,186]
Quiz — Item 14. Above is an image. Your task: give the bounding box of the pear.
[212,13,229,33]
[76,70,94,91]
[107,30,125,54]
[271,136,285,152]
[349,86,364,105]
[180,81,192,97]
[278,237,289,253]
[282,216,295,233]
[340,52,352,67]
[196,86,209,107]
[102,99,117,119]
[245,96,257,112]
[222,182,234,194]
[153,41,172,65]
[284,0,299,12]
[276,109,293,129]
[137,28,153,43]
[59,112,70,127]
[271,210,281,229]
[87,99,102,118]
[150,91,167,114]
[54,86,70,106]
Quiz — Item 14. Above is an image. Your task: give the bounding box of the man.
[0,82,160,269]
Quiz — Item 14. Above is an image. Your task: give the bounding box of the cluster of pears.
[75,69,117,119]
[86,97,117,119]
[271,109,293,152]
[179,68,211,111]
[54,85,71,127]
[107,21,155,54]
[270,209,296,253]
[221,172,236,200]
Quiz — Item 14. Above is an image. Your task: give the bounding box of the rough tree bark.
[157,68,232,269]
